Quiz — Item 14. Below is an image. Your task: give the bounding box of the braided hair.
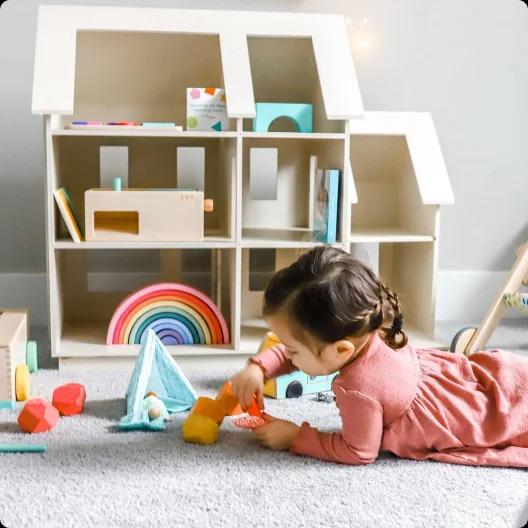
[263,246,408,350]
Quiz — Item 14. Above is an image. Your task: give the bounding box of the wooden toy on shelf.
[0,310,38,410]
[84,189,214,243]
[451,242,528,355]
[253,103,313,133]
[106,282,230,346]
[18,398,59,433]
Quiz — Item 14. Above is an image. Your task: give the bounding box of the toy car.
[258,331,337,399]
[264,370,338,399]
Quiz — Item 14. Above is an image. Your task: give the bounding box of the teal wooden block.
[253,103,313,133]
[0,400,15,410]
[0,444,47,453]
[112,177,122,191]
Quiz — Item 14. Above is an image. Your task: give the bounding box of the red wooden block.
[18,398,59,433]
[52,383,86,416]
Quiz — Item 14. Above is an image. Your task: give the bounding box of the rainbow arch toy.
[107,282,230,345]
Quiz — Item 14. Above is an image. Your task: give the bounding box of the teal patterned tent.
[118,329,197,431]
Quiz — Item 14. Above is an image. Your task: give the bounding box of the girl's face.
[265,312,361,376]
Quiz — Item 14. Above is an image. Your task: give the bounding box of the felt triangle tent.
[119,329,197,431]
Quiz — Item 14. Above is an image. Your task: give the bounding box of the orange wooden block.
[190,396,226,425]
[216,381,243,416]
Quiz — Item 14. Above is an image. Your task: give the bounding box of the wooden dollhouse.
[31,6,454,369]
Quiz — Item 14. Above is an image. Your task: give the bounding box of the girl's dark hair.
[263,246,408,350]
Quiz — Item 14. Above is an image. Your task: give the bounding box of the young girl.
[230,246,528,467]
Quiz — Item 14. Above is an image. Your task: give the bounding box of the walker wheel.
[26,340,38,373]
[450,327,477,355]
[15,364,31,401]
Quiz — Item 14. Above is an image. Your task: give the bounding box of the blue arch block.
[253,103,313,133]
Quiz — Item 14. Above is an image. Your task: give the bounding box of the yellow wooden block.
[182,414,219,445]
[15,364,30,401]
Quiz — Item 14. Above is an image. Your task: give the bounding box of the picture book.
[186,88,230,132]
[313,169,340,244]
[53,188,83,242]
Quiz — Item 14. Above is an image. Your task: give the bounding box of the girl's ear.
[321,340,355,363]
[334,340,356,359]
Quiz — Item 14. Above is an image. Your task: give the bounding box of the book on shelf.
[313,168,340,244]
[53,188,83,242]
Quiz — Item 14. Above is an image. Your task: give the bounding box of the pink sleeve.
[290,386,383,465]
[250,343,297,380]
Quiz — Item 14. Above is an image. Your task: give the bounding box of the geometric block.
[0,400,16,410]
[249,148,278,200]
[26,340,39,373]
[182,414,220,445]
[18,399,59,433]
[215,381,243,416]
[252,103,313,133]
[52,383,86,416]
[190,397,226,425]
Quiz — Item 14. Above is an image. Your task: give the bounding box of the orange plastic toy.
[216,381,243,416]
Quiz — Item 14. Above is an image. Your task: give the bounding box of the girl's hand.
[253,415,300,450]
[230,362,265,411]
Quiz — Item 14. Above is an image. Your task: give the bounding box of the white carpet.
[0,322,527,528]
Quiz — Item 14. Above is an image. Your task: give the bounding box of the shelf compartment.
[53,135,236,241]
[376,241,437,337]
[240,247,312,351]
[51,248,236,358]
[244,37,345,134]
[242,137,345,243]
[349,135,438,237]
[71,31,235,130]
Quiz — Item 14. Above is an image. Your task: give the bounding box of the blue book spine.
[325,169,340,243]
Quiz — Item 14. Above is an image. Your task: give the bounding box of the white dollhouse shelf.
[32,6,453,369]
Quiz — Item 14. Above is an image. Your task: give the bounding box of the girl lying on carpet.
[230,246,528,467]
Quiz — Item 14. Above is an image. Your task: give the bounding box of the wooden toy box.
[0,311,28,402]
[85,189,205,242]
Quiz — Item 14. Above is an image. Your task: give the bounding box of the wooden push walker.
[451,243,528,355]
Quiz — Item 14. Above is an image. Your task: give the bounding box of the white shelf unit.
[33,7,453,368]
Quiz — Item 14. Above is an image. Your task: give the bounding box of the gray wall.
[1,0,527,274]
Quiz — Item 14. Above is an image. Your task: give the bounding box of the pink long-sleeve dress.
[251,332,528,467]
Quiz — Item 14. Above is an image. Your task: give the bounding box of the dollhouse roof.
[349,112,454,205]
[31,5,363,119]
